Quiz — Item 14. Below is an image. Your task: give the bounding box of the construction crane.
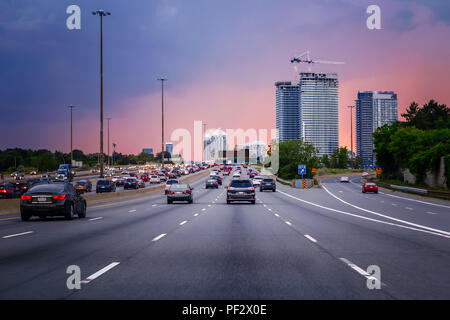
[291,50,344,75]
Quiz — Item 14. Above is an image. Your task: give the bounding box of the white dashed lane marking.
[89,217,103,221]
[179,220,187,226]
[152,233,167,242]
[81,262,120,284]
[2,231,34,239]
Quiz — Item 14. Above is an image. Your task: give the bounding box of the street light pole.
[92,9,111,178]
[68,105,76,165]
[112,143,116,167]
[106,117,111,167]
[203,123,207,163]
[157,78,167,168]
[348,105,355,167]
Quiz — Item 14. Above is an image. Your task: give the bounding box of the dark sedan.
[96,179,116,193]
[259,178,276,192]
[227,179,255,204]
[124,178,139,190]
[205,179,219,189]
[210,175,223,185]
[75,180,92,193]
[166,184,193,204]
[20,182,86,221]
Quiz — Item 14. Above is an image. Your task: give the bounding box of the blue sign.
[298,165,306,175]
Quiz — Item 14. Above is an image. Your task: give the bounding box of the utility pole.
[68,105,76,165]
[112,143,116,167]
[348,105,355,168]
[157,78,167,168]
[106,117,111,167]
[203,123,207,163]
[92,9,111,178]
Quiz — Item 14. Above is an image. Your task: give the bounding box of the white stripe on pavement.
[321,185,450,237]
[152,233,167,241]
[379,191,450,209]
[179,220,187,226]
[277,189,450,239]
[2,231,34,239]
[304,235,317,243]
[285,221,292,226]
[89,217,103,221]
[81,262,120,284]
[128,209,136,213]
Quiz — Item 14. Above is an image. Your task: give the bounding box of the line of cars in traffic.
[164,164,277,205]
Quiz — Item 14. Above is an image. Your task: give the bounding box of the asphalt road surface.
[0,171,449,299]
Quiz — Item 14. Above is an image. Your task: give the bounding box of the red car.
[140,174,149,182]
[362,182,378,193]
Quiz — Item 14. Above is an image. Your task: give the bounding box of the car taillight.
[167,190,174,194]
[52,194,66,200]
[1,189,7,193]
[228,187,234,191]
[260,182,265,185]
[271,182,275,184]
[21,195,32,200]
[248,187,255,191]
[214,182,218,184]
[184,190,191,194]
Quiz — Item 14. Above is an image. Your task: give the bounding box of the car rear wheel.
[20,209,31,221]
[251,200,256,204]
[65,203,74,220]
[167,199,172,204]
[78,202,86,218]
[227,200,231,204]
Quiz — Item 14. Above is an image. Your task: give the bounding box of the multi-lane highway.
[0,169,449,299]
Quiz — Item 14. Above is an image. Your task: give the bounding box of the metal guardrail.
[389,185,428,195]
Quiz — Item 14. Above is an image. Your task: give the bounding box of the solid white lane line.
[179,220,187,226]
[89,217,103,221]
[285,221,292,226]
[339,258,380,283]
[128,209,136,213]
[81,262,120,284]
[304,234,317,243]
[152,233,167,241]
[277,189,450,239]
[379,191,450,209]
[321,185,450,236]
[2,231,34,239]
[194,213,199,217]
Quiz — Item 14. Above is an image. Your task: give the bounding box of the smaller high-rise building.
[275,81,300,141]
[356,91,398,166]
[165,142,173,155]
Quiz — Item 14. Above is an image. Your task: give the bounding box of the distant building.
[244,140,267,163]
[356,91,398,166]
[165,142,173,155]
[204,129,227,162]
[275,81,301,141]
[275,73,339,157]
[142,148,153,155]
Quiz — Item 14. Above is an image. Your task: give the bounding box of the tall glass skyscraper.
[356,91,398,166]
[275,73,339,156]
[299,73,339,156]
[275,81,300,141]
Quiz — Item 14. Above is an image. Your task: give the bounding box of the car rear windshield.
[97,180,110,185]
[171,184,188,189]
[263,179,274,183]
[230,180,252,188]
[76,181,87,185]
[29,183,65,193]
[366,183,376,186]
[167,180,178,185]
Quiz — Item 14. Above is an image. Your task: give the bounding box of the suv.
[96,179,116,193]
[260,178,276,192]
[124,177,139,190]
[227,179,255,204]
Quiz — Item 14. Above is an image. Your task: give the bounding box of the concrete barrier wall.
[0,169,211,216]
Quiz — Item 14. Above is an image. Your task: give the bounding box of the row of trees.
[373,100,450,187]
[277,140,360,180]
[0,148,171,173]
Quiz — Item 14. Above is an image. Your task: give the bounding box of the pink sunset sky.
[1,0,450,159]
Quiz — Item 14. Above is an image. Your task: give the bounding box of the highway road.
[0,170,449,299]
